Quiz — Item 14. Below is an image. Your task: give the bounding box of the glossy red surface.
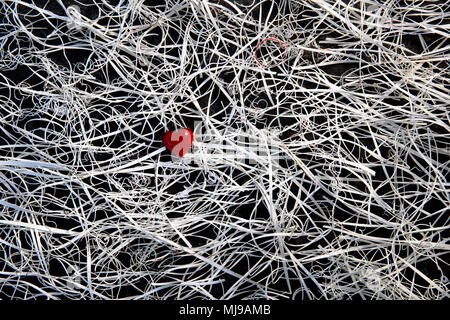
[162,128,193,157]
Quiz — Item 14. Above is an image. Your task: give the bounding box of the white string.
[0,0,448,300]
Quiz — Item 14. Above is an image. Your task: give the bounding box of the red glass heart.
[162,128,193,157]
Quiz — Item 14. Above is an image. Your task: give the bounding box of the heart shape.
[162,128,193,157]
